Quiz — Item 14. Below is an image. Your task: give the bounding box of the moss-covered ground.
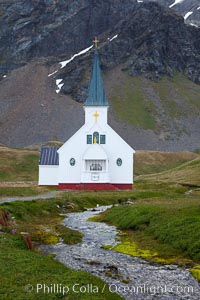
[0,234,122,300]
[0,194,124,300]
[0,147,200,298]
[92,178,200,280]
[0,147,39,182]
[109,71,200,132]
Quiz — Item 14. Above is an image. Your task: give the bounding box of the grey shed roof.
[39,147,59,165]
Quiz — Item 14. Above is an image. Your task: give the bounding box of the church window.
[93,132,99,144]
[87,135,92,144]
[70,158,76,166]
[90,163,102,171]
[85,160,106,171]
[116,158,122,166]
[100,135,106,144]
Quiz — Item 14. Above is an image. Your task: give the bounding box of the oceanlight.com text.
[109,283,194,295]
[24,283,195,296]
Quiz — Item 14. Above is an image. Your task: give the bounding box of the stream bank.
[40,205,200,300]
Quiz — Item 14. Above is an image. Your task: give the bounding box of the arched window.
[93,132,99,144]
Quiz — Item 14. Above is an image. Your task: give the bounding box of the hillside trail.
[40,206,200,300]
[0,181,37,187]
[0,191,60,203]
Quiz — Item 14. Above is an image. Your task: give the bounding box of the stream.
[40,205,200,300]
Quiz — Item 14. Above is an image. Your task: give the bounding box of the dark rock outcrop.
[0,0,137,74]
[0,0,200,150]
[144,0,200,26]
[56,2,200,102]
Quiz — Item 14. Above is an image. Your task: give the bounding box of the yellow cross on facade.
[93,37,99,49]
[93,111,99,123]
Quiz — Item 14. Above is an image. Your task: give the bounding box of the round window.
[116,158,122,166]
[70,158,75,166]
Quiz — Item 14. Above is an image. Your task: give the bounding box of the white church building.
[39,47,135,190]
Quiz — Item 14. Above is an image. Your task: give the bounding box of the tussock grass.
[134,150,199,175]
[1,146,200,288]
[108,71,200,131]
[0,147,39,182]
[0,234,122,300]
[0,186,52,197]
[0,193,122,246]
[95,197,200,262]
[110,73,156,129]
[0,195,124,299]
[137,156,200,186]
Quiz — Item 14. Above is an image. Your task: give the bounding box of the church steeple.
[84,41,109,107]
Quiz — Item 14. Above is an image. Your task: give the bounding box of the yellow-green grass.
[190,265,200,281]
[154,73,200,118]
[1,147,200,285]
[136,156,200,187]
[0,198,83,246]
[0,146,198,198]
[94,193,200,266]
[0,234,122,300]
[134,150,199,175]
[89,155,200,278]
[0,192,124,246]
[0,194,126,300]
[0,186,55,198]
[110,73,156,129]
[108,71,200,130]
[0,147,39,182]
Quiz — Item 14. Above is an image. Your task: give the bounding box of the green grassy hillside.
[0,146,198,183]
[137,156,200,186]
[91,153,200,279]
[1,146,200,293]
[107,70,200,133]
[0,234,122,300]
[134,150,199,175]
[0,147,39,182]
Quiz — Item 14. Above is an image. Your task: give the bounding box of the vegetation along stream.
[40,205,200,300]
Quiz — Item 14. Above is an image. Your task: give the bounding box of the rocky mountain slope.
[144,0,200,27]
[0,0,137,75]
[0,0,200,151]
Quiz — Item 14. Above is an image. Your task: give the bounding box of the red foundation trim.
[58,183,133,190]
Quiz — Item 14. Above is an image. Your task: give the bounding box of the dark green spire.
[84,50,109,106]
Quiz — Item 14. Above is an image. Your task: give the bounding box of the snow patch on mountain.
[59,45,93,69]
[48,45,93,92]
[108,34,118,41]
[184,11,193,20]
[189,22,199,28]
[169,0,185,9]
[56,79,64,94]
[48,70,58,77]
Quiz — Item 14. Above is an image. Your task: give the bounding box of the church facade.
[39,49,135,190]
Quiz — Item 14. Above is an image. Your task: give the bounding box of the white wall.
[57,105,134,185]
[84,106,108,124]
[38,166,59,185]
[58,129,84,183]
[105,126,134,183]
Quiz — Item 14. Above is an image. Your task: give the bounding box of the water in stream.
[41,206,200,300]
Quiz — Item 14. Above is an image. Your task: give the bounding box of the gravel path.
[40,206,200,300]
[0,191,60,203]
